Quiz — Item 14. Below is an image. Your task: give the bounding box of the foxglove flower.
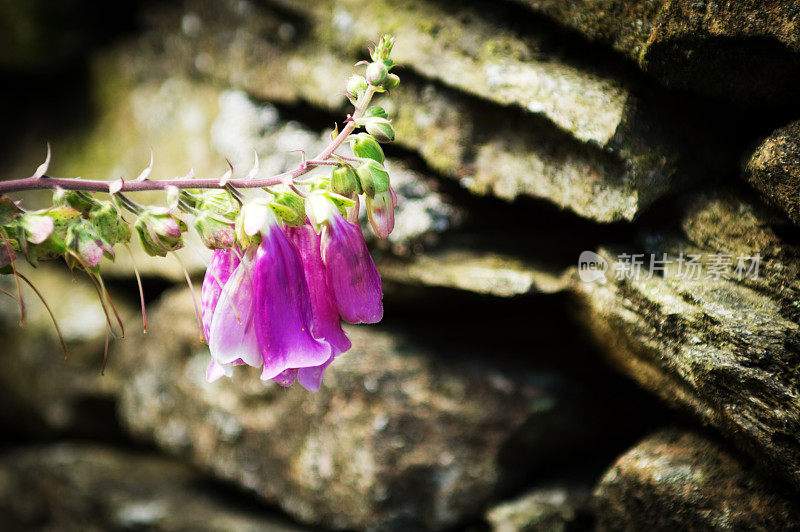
[286,223,352,391]
[253,211,331,382]
[202,208,334,388]
[316,198,383,324]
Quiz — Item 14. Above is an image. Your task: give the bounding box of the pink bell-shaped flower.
[317,198,383,324]
[206,248,262,380]
[286,222,352,391]
[253,210,332,382]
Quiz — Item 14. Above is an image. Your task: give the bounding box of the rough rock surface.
[0,265,127,437]
[121,0,735,222]
[746,120,800,228]
[117,287,631,530]
[379,246,568,297]
[594,429,800,530]
[574,191,800,491]
[486,480,593,531]
[512,0,800,106]
[0,443,306,531]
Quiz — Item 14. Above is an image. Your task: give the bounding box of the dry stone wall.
[3,0,800,529]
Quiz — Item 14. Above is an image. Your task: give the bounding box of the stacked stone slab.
[511,0,800,106]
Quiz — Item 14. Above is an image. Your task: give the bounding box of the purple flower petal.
[271,368,298,387]
[206,358,233,382]
[208,252,262,369]
[286,223,352,392]
[285,223,351,354]
[254,222,332,381]
[200,248,240,341]
[321,210,383,324]
[297,358,333,392]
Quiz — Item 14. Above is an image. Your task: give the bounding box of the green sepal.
[269,192,306,227]
[0,195,22,225]
[193,212,236,249]
[356,160,390,198]
[64,191,98,214]
[90,201,131,246]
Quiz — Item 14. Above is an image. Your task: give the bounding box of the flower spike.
[0,36,401,388]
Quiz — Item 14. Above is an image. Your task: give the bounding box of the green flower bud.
[134,209,185,257]
[89,201,131,246]
[366,61,388,86]
[66,219,114,268]
[356,160,390,198]
[269,192,306,227]
[365,106,388,119]
[365,120,395,143]
[351,133,385,163]
[381,73,400,91]
[330,165,361,198]
[346,74,368,99]
[193,212,235,249]
[370,34,396,63]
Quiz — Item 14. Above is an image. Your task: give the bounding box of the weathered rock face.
[746,120,800,228]
[7,0,800,528]
[120,0,736,223]
[594,429,800,530]
[511,0,800,106]
[116,287,632,530]
[486,480,593,531]
[0,443,307,531]
[574,191,800,491]
[0,265,127,438]
[378,244,569,297]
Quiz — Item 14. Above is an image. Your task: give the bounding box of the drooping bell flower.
[365,185,396,239]
[252,208,332,382]
[286,222,352,391]
[311,195,382,324]
[205,248,262,381]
